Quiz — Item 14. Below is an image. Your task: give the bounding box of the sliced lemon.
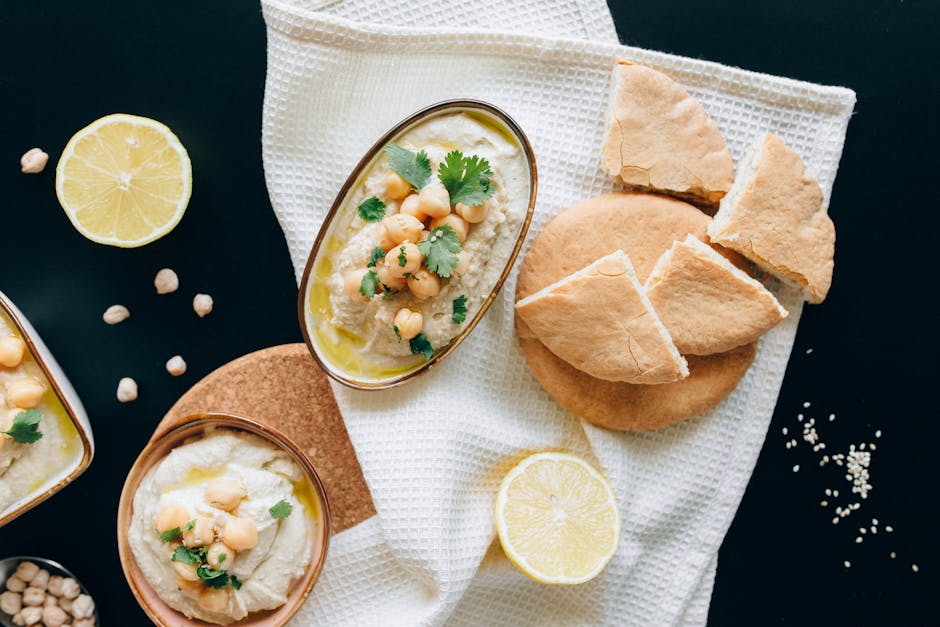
[495,451,620,585]
[55,114,191,247]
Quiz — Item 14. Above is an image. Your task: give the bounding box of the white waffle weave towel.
[260,1,855,624]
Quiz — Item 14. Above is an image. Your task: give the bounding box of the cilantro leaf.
[397,246,407,267]
[197,565,230,589]
[159,527,181,542]
[452,295,468,323]
[171,546,203,564]
[385,143,431,191]
[357,196,386,222]
[394,325,401,341]
[368,247,386,268]
[230,574,242,590]
[183,519,196,532]
[359,270,380,298]
[418,226,462,278]
[218,553,227,565]
[437,150,495,206]
[409,333,434,360]
[269,500,293,520]
[3,409,43,444]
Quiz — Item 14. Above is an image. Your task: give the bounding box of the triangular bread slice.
[601,61,734,206]
[646,235,788,355]
[707,132,834,303]
[515,250,688,384]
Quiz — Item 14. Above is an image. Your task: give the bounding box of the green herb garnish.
[269,500,293,520]
[398,246,407,267]
[2,409,43,444]
[359,270,381,298]
[230,574,242,590]
[197,565,230,589]
[418,226,462,278]
[452,295,468,323]
[357,196,386,222]
[409,333,434,360]
[171,546,205,564]
[437,150,494,206]
[368,246,386,268]
[385,143,431,191]
[393,325,401,341]
[159,527,181,543]
[182,519,196,532]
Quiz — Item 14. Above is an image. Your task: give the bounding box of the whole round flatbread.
[516,191,757,430]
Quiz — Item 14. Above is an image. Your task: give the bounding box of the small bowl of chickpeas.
[0,557,98,626]
[0,290,94,529]
[298,99,537,390]
[117,412,331,626]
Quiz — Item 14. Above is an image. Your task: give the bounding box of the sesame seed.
[869,444,877,451]
[886,526,893,533]
[890,552,896,559]
[855,537,863,543]
[859,527,866,534]
[820,500,828,507]
[829,413,836,422]
[912,564,919,573]
[803,401,811,408]
[797,414,804,421]
[871,526,877,534]
[782,427,788,435]
[832,517,840,525]
[844,560,851,568]
[833,490,839,497]
[806,348,814,354]
[825,488,832,496]
[875,430,882,438]
[792,465,800,472]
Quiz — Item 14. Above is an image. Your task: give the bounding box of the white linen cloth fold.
[260,1,855,624]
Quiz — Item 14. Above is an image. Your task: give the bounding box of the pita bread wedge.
[516,250,688,384]
[707,132,835,303]
[646,235,788,355]
[515,192,757,431]
[601,61,734,206]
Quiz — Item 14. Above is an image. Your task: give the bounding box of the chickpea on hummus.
[311,113,528,376]
[128,430,317,624]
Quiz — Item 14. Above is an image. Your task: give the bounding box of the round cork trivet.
[159,343,374,533]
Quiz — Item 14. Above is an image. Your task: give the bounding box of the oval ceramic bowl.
[0,556,99,626]
[117,413,331,627]
[298,99,537,390]
[0,290,94,528]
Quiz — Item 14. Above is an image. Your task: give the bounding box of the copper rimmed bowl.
[117,413,331,626]
[298,99,537,390]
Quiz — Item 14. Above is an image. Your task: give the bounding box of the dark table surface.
[0,1,936,624]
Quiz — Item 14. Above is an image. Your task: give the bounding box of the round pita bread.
[516,191,757,430]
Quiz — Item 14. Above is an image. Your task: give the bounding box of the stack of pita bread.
[515,60,836,431]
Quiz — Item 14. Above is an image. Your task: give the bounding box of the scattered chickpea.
[0,336,27,368]
[13,563,38,583]
[154,505,190,534]
[394,308,423,340]
[384,243,422,278]
[385,172,411,201]
[166,355,187,376]
[70,594,94,620]
[454,201,488,224]
[381,214,424,246]
[198,587,229,614]
[206,542,235,570]
[343,268,373,301]
[407,268,441,301]
[102,304,130,325]
[154,268,179,294]
[0,591,22,614]
[193,293,214,318]
[182,516,215,548]
[116,377,138,403]
[5,377,46,409]
[172,560,200,582]
[429,214,469,243]
[376,262,406,292]
[41,605,68,627]
[205,478,246,512]
[418,185,451,218]
[398,193,425,221]
[222,516,259,550]
[20,148,48,174]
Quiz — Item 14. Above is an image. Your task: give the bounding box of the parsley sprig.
[409,333,434,360]
[452,295,468,323]
[269,500,293,520]
[359,270,381,298]
[437,150,494,206]
[170,543,241,589]
[357,196,386,222]
[418,226,462,278]
[385,143,431,191]
[2,409,43,444]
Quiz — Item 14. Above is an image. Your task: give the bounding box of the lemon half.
[55,114,192,247]
[495,452,621,585]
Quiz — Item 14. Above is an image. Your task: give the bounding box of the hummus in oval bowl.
[128,429,322,624]
[301,102,535,387]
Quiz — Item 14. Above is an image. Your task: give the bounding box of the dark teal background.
[0,1,936,624]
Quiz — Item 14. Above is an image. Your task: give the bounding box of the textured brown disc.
[516,191,757,430]
[160,344,374,532]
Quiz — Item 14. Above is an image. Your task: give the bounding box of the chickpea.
[407,268,441,301]
[206,542,235,570]
[428,214,469,243]
[198,587,229,614]
[454,201,488,224]
[154,505,189,534]
[175,574,203,597]
[375,262,406,291]
[41,606,68,627]
[383,243,422,278]
[205,479,246,512]
[59,579,80,600]
[18,606,41,625]
[5,576,26,592]
[0,336,27,368]
[418,185,451,218]
[29,570,48,591]
[47,576,64,597]
[398,194,425,221]
[385,172,411,201]
[393,309,423,340]
[172,560,200,582]
[381,214,424,246]
[42,596,56,608]
[5,378,45,409]
[222,517,258,550]
[454,251,470,277]
[0,591,22,615]
[21,587,44,606]
[182,516,215,548]
[343,268,372,301]
[70,594,94,619]
[58,598,73,615]
[13,562,39,583]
